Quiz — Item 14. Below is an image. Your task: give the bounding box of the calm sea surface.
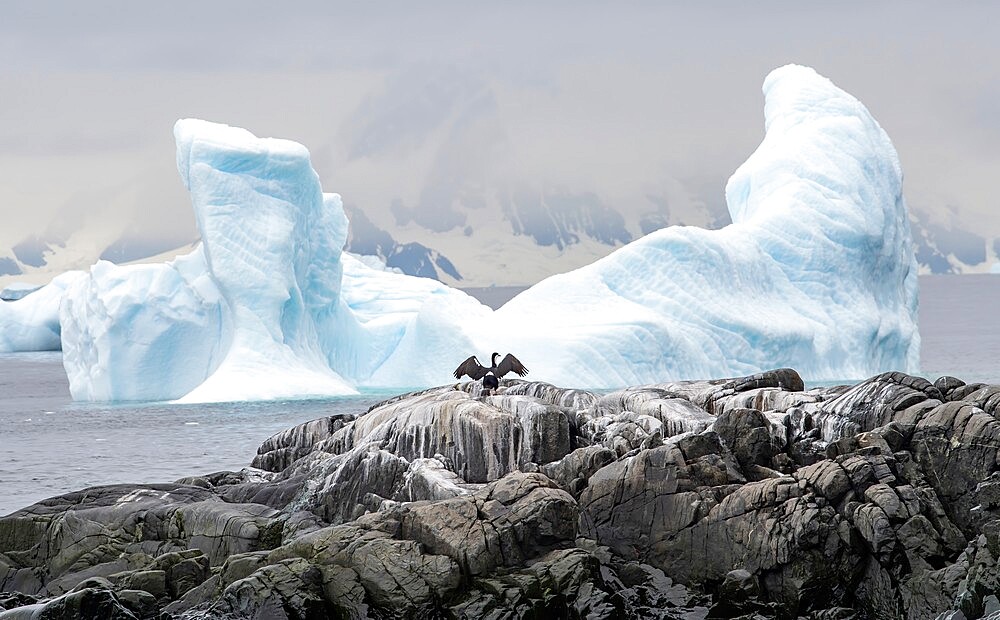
[0,365,391,516]
[1,275,998,515]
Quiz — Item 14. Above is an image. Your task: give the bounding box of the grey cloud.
[345,66,490,159]
[1,2,999,280]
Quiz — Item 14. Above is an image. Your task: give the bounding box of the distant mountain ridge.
[911,208,1000,275]
[344,204,461,282]
[2,206,997,289]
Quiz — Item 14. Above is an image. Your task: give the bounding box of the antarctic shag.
[453,352,529,394]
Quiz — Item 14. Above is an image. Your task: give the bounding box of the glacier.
[49,64,918,401]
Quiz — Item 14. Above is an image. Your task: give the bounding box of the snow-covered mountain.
[0,233,197,288]
[0,181,197,287]
[911,208,1000,274]
[4,198,997,292]
[342,204,462,284]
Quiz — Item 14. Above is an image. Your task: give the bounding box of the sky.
[1,1,998,277]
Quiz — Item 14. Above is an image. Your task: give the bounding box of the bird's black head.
[491,352,500,366]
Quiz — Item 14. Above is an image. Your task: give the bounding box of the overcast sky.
[1,2,997,261]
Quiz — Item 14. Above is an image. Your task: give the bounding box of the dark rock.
[657,369,813,416]
[934,375,966,398]
[868,421,912,452]
[540,445,616,497]
[0,590,40,610]
[909,401,1000,534]
[789,437,827,467]
[188,558,331,620]
[7,585,139,619]
[266,518,461,614]
[116,570,167,601]
[712,408,782,472]
[949,382,988,402]
[725,368,805,393]
[401,472,577,576]
[4,370,1000,619]
[152,551,209,599]
[449,546,709,619]
[251,415,356,473]
[677,431,725,461]
[720,568,759,600]
[707,568,778,618]
[161,575,220,616]
[116,589,160,619]
[959,384,1000,416]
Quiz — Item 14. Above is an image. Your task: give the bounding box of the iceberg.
[490,64,919,385]
[62,121,360,402]
[0,271,83,353]
[170,120,358,402]
[60,249,227,401]
[57,64,918,402]
[0,282,43,302]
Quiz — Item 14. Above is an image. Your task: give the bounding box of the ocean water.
[0,359,391,516]
[1,275,998,515]
[916,274,1000,384]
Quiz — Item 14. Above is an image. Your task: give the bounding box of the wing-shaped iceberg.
[56,64,918,402]
[488,64,919,386]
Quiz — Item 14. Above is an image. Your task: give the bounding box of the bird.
[453,352,529,395]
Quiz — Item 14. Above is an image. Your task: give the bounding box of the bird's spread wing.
[496,353,529,378]
[453,355,487,380]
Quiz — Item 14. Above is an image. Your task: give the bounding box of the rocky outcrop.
[5,368,1000,618]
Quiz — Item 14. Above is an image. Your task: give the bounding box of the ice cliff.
[52,64,918,401]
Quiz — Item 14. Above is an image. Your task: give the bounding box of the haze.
[1,1,997,283]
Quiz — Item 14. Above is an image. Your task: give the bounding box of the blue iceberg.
[0,272,83,353]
